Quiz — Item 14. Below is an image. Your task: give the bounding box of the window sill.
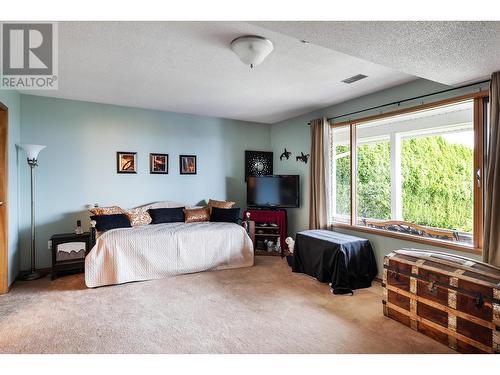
[330,222,482,256]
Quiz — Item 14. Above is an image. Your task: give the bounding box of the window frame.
[329,91,489,255]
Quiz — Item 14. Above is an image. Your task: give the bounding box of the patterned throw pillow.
[89,206,125,216]
[125,207,152,226]
[184,207,210,223]
[207,199,235,214]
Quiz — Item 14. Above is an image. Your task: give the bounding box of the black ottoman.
[292,230,377,294]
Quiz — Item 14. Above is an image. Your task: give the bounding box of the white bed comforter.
[85,222,254,287]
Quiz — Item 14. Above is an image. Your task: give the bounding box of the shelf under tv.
[244,209,288,257]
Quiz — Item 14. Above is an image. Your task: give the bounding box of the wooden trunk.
[382,249,500,354]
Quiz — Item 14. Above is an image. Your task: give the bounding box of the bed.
[84,203,254,288]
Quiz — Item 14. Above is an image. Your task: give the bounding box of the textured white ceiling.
[251,21,500,86]
[25,21,414,123]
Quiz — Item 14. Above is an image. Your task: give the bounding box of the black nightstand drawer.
[51,232,91,280]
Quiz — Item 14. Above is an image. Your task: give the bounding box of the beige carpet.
[0,257,453,354]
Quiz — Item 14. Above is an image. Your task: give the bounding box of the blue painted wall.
[0,90,21,286]
[19,95,271,270]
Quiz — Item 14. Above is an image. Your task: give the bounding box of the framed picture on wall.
[179,155,197,175]
[116,151,137,174]
[150,153,168,174]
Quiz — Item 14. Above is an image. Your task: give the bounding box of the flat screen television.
[247,175,300,208]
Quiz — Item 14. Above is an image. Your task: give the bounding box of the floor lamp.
[19,144,46,281]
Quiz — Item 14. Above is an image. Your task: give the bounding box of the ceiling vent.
[341,74,368,84]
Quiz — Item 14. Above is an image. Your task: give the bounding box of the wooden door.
[0,103,8,294]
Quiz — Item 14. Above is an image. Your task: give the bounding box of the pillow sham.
[148,207,185,224]
[89,205,125,216]
[184,207,210,223]
[210,207,240,224]
[125,207,152,226]
[90,214,131,231]
[207,199,235,214]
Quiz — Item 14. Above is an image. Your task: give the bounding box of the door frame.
[0,102,8,294]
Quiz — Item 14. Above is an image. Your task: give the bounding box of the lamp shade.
[230,35,273,68]
[19,144,46,160]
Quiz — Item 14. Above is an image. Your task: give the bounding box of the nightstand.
[50,232,91,280]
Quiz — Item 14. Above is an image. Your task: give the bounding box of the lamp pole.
[18,144,46,281]
[21,157,41,280]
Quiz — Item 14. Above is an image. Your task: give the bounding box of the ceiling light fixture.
[230,35,273,68]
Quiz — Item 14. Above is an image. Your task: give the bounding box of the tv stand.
[243,209,288,256]
[248,206,285,211]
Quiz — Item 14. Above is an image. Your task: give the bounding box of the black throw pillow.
[90,214,131,231]
[148,207,185,224]
[210,207,241,224]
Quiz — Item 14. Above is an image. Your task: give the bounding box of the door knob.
[0,201,3,206]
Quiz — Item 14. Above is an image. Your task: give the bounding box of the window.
[329,95,488,252]
[330,125,351,224]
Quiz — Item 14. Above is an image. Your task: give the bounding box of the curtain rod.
[307,79,491,125]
